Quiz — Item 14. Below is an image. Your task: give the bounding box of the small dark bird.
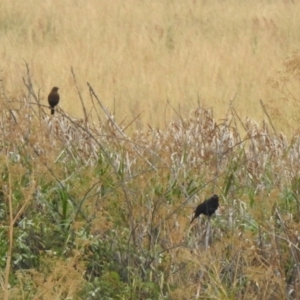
[190,194,219,224]
[48,87,60,115]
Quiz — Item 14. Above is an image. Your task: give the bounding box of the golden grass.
[1,0,300,132]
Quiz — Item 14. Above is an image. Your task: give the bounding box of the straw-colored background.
[1,0,300,131]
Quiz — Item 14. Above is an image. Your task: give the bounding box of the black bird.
[190,194,219,224]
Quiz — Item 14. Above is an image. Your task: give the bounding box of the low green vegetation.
[0,73,300,299]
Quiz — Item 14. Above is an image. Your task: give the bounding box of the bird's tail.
[51,108,55,115]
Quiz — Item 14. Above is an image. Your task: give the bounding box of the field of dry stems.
[1,0,300,131]
[0,70,299,299]
[1,0,300,299]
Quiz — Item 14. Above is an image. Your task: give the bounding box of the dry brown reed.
[0,75,300,298]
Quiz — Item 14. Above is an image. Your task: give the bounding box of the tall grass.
[0,65,299,298]
[1,1,300,298]
[1,0,300,131]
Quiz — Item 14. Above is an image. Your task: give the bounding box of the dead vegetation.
[2,0,300,130]
[0,71,300,299]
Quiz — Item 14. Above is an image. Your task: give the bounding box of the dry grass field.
[1,0,300,132]
[1,1,300,299]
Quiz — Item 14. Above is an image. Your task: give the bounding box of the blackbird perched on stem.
[190,194,219,224]
[48,87,60,115]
